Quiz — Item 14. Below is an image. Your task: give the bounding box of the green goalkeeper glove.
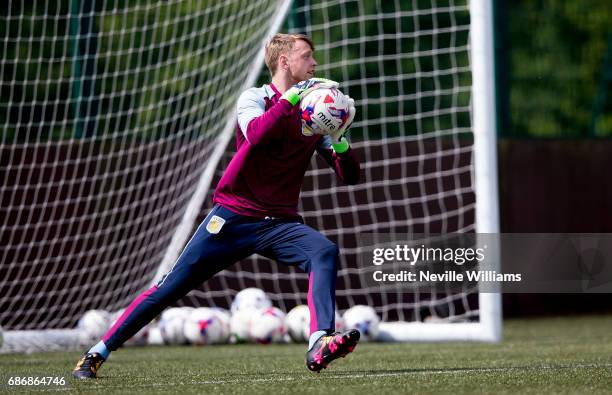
[281,78,339,106]
[330,95,356,154]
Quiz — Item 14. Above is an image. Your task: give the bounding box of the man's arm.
[238,79,339,146]
[316,136,360,185]
[237,89,293,146]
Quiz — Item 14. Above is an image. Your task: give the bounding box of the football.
[146,325,164,346]
[229,309,256,343]
[285,305,310,342]
[158,307,192,345]
[285,305,347,342]
[249,306,287,344]
[183,307,230,345]
[300,87,350,136]
[77,309,111,341]
[230,287,272,314]
[342,305,380,341]
[211,307,232,332]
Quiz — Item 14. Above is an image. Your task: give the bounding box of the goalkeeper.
[73,33,360,379]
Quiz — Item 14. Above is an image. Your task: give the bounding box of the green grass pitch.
[1,316,611,394]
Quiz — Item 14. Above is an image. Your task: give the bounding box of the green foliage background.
[501,0,612,137]
[0,1,272,142]
[1,1,611,140]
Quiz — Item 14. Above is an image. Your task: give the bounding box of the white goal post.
[375,0,502,342]
[0,0,501,352]
[175,0,502,342]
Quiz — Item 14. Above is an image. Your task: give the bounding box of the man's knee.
[311,243,339,273]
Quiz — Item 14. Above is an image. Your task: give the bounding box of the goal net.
[176,0,501,342]
[0,0,500,352]
[0,0,290,352]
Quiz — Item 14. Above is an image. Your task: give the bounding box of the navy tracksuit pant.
[103,205,338,350]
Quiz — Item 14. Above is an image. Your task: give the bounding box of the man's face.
[287,39,317,83]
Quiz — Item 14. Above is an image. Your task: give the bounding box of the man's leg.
[73,205,256,378]
[254,220,359,372]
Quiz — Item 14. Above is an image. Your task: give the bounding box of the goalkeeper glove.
[330,95,356,154]
[281,78,339,106]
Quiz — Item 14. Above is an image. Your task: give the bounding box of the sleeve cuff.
[282,90,300,106]
[331,138,350,154]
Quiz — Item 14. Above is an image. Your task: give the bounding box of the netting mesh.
[180,0,479,323]
[0,0,280,330]
[1,0,483,336]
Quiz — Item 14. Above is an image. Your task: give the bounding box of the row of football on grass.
[77,288,381,346]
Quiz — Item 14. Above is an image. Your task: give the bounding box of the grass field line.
[190,362,612,385]
[6,362,610,391]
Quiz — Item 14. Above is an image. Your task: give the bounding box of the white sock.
[88,340,110,360]
[308,330,327,350]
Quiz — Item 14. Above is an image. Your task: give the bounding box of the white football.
[158,307,192,345]
[183,307,230,345]
[211,307,231,332]
[77,309,111,341]
[300,87,350,136]
[342,305,380,341]
[109,309,149,346]
[285,305,347,343]
[230,309,256,343]
[285,305,310,342]
[249,306,287,344]
[147,325,164,346]
[230,288,272,314]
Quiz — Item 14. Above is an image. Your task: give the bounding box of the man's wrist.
[282,89,300,106]
[331,137,349,154]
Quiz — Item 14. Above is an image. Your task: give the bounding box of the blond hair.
[264,33,314,76]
